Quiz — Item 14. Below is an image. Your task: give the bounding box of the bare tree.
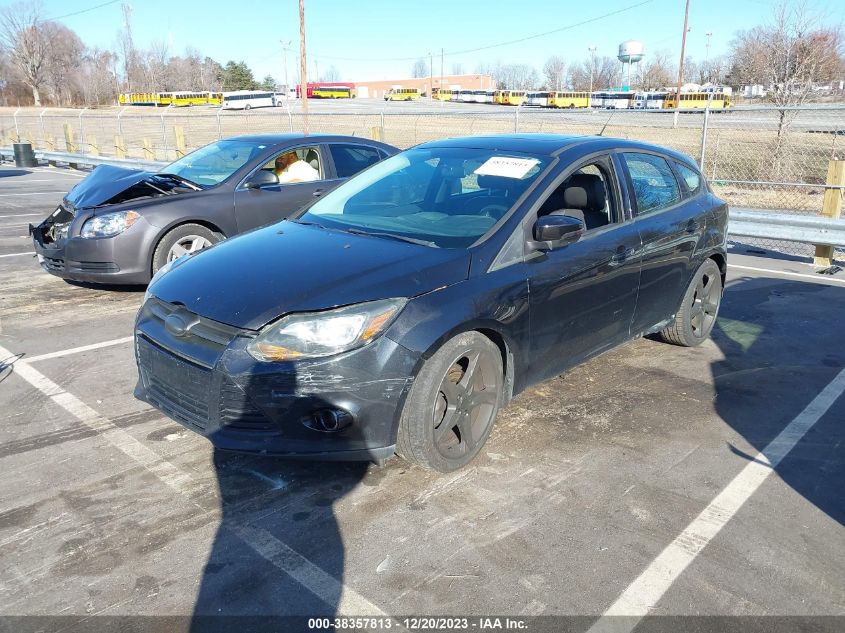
[543,55,566,91]
[0,1,49,105]
[641,49,675,90]
[411,57,428,78]
[731,1,843,174]
[322,65,341,82]
[43,23,83,106]
[568,56,618,91]
[492,63,539,90]
[451,62,464,75]
[731,1,842,107]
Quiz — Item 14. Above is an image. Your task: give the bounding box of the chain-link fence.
[1,103,842,261]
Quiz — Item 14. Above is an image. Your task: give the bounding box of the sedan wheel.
[151,223,221,276]
[660,258,723,346]
[397,332,503,472]
[167,235,213,262]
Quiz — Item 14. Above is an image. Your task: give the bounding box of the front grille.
[138,337,211,431]
[146,298,240,347]
[76,261,118,272]
[42,256,65,272]
[219,377,274,431]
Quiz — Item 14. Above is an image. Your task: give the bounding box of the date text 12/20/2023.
[307,616,529,630]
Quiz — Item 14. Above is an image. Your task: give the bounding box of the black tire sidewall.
[151,224,219,275]
[681,259,723,344]
[398,332,503,472]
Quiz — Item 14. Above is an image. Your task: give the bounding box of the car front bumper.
[31,216,154,285]
[133,297,419,461]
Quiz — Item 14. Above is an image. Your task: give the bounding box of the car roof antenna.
[598,111,614,137]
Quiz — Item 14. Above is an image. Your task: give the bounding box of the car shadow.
[191,366,374,630]
[62,280,147,293]
[710,275,845,526]
[0,169,32,177]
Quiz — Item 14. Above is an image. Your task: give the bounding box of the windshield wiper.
[287,218,324,227]
[340,228,438,248]
[154,173,202,190]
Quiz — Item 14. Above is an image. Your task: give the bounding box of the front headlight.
[80,210,140,238]
[247,298,407,362]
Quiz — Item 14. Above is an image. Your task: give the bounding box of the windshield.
[160,139,269,186]
[299,147,550,248]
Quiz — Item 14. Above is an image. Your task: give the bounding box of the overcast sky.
[23,0,844,82]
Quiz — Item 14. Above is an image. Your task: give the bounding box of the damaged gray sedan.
[30,134,397,284]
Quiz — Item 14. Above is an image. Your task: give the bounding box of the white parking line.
[0,192,67,197]
[0,343,385,616]
[587,367,845,633]
[0,213,43,218]
[0,252,33,258]
[728,263,845,285]
[25,336,134,363]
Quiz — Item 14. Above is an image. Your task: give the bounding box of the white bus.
[525,92,550,107]
[472,90,495,104]
[221,91,276,110]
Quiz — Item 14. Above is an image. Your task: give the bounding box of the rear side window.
[330,144,382,178]
[622,153,681,215]
[674,161,702,194]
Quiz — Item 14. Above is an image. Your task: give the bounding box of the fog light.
[302,408,354,433]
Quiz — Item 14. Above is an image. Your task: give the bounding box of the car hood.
[64,165,156,209]
[149,221,471,330]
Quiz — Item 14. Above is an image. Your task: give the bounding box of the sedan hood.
[64,165,156,209]
[150,221,471,330]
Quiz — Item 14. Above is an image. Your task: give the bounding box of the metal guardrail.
[2,147,842,249]
[728,209,845,247]
[0,147,166,171]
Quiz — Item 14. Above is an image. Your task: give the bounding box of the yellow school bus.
[663,91,733,109]
[119,91,222,107]
[499,90,527,106]
[312,85,355,99]
[385,87,421,101]
[433,88,454,101]
[548,91,591,108]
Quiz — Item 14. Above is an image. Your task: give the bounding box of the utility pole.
[299,0,308,133]
[705,31,713,83]
[588,45,596,96]
[280,40,291,95]
[429,51,433,99]
[315,59,319,83]
[440,48,444,106]
[674,0,691,126]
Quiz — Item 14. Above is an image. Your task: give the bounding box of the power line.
[46,0,121,22]
[308,0,656,63]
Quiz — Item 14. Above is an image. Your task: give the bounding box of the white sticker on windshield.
[474,156,539,179]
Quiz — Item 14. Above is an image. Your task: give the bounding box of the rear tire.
[396,332,503,472]
[660,259,723,347]
[151,223,221,275]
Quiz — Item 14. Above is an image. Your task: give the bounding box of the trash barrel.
[13,142,37,168]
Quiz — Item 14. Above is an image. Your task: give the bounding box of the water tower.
[617,40,645,91]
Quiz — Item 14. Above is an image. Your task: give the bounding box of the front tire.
[151,223,221,275]
[396,332,503,472]
[660,258,723,347]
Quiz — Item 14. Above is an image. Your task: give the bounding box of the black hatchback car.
[135,134,727,472]
[31,134,397,284]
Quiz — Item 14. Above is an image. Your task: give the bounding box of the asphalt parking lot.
[0,165,843,632]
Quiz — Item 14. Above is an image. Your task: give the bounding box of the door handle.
[610,246,635,266]
[312,189,324,197]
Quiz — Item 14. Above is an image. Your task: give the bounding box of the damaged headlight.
[247,298,407,362]
[80,210,140,238]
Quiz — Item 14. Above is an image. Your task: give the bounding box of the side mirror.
[244,170,279,189]
[528,214,585,251]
